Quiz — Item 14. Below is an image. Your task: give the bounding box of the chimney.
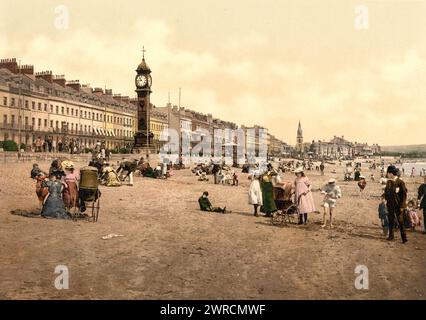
[0,58,18,74]
[80,84,93,94]
[104,89,113,96]
[92,87,104,96]
[66,80,81,92]
[19,64,34,75]
[35,71,53,83]
[53,75,66,87]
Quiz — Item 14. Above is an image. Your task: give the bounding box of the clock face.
[136,75,147,88]
[147,75,152,87]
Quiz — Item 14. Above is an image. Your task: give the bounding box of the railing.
[0,123,34,130]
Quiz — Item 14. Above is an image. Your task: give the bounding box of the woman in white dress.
[248,172,263,217]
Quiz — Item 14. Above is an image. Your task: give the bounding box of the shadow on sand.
[10,209,42,218]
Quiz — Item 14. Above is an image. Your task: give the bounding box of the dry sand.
[0,160,425,299]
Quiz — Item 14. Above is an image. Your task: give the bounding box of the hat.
[359,175,365,179]
[262,175,270,182]
[387,165,398,176]
[294,167,304,174]
[61,160,75,169]
[328,178,336,184]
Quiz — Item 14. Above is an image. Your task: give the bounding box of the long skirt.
[62,181,79,209]
[41,195,70,219]
[260,181,277,214]
[106,172,121,186]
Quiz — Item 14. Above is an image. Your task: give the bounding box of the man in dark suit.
[384,165,408,243]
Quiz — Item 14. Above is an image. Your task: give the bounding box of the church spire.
[297,121,303,137]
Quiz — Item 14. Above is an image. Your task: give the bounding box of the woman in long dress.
[248,173,263,217]
[102,165,121,187]
[260,173,277,217]
[41,173,70,219]
[294,167,316,225]
[62,165,79,211]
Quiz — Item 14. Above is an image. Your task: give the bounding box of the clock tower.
[134,47,153,147]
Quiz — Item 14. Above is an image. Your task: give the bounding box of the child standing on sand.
[378,196,389,236]
[320,178,342,228]
[407,199,420,231]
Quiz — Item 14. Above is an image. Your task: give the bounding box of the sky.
[1,0,425,146]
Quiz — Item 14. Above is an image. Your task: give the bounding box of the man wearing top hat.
[384,165,408,243]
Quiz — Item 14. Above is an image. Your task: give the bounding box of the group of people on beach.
[29,152,426,244]
[247,164,341,228]
[378,165,426,243]
[31,160,80,219]
[198,160,426,244]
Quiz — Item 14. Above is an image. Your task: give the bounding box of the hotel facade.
[0,57,289,157]
[0,58,137,150]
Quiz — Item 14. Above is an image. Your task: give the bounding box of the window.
[56,121,59,128]
[96,113,99,121]
[84,125,87,132]
[84,111,87,118]
[56,106,59,114]
[38,118,41,127]
[38,102,41,110]
[11,98,15,106]
[50,120,53,128]
[32,101,35,109]
[71,108,74,116]
[11,115,15,125]
[25,100,29,109]
[61,107,64,114]
[32,118,35,126]
[3,97,7,106]
[80,110,83,117]
[66,107,69,115]
[25,117,28,126]
[3,115,7,124]
[50,105,53,113]
[44,104,47,111]
[44,119,47,127]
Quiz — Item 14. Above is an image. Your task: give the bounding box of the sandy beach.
[0,159,425,300]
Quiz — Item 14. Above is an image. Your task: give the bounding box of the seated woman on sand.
[41,172,70,219]
[101,164,121,187]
